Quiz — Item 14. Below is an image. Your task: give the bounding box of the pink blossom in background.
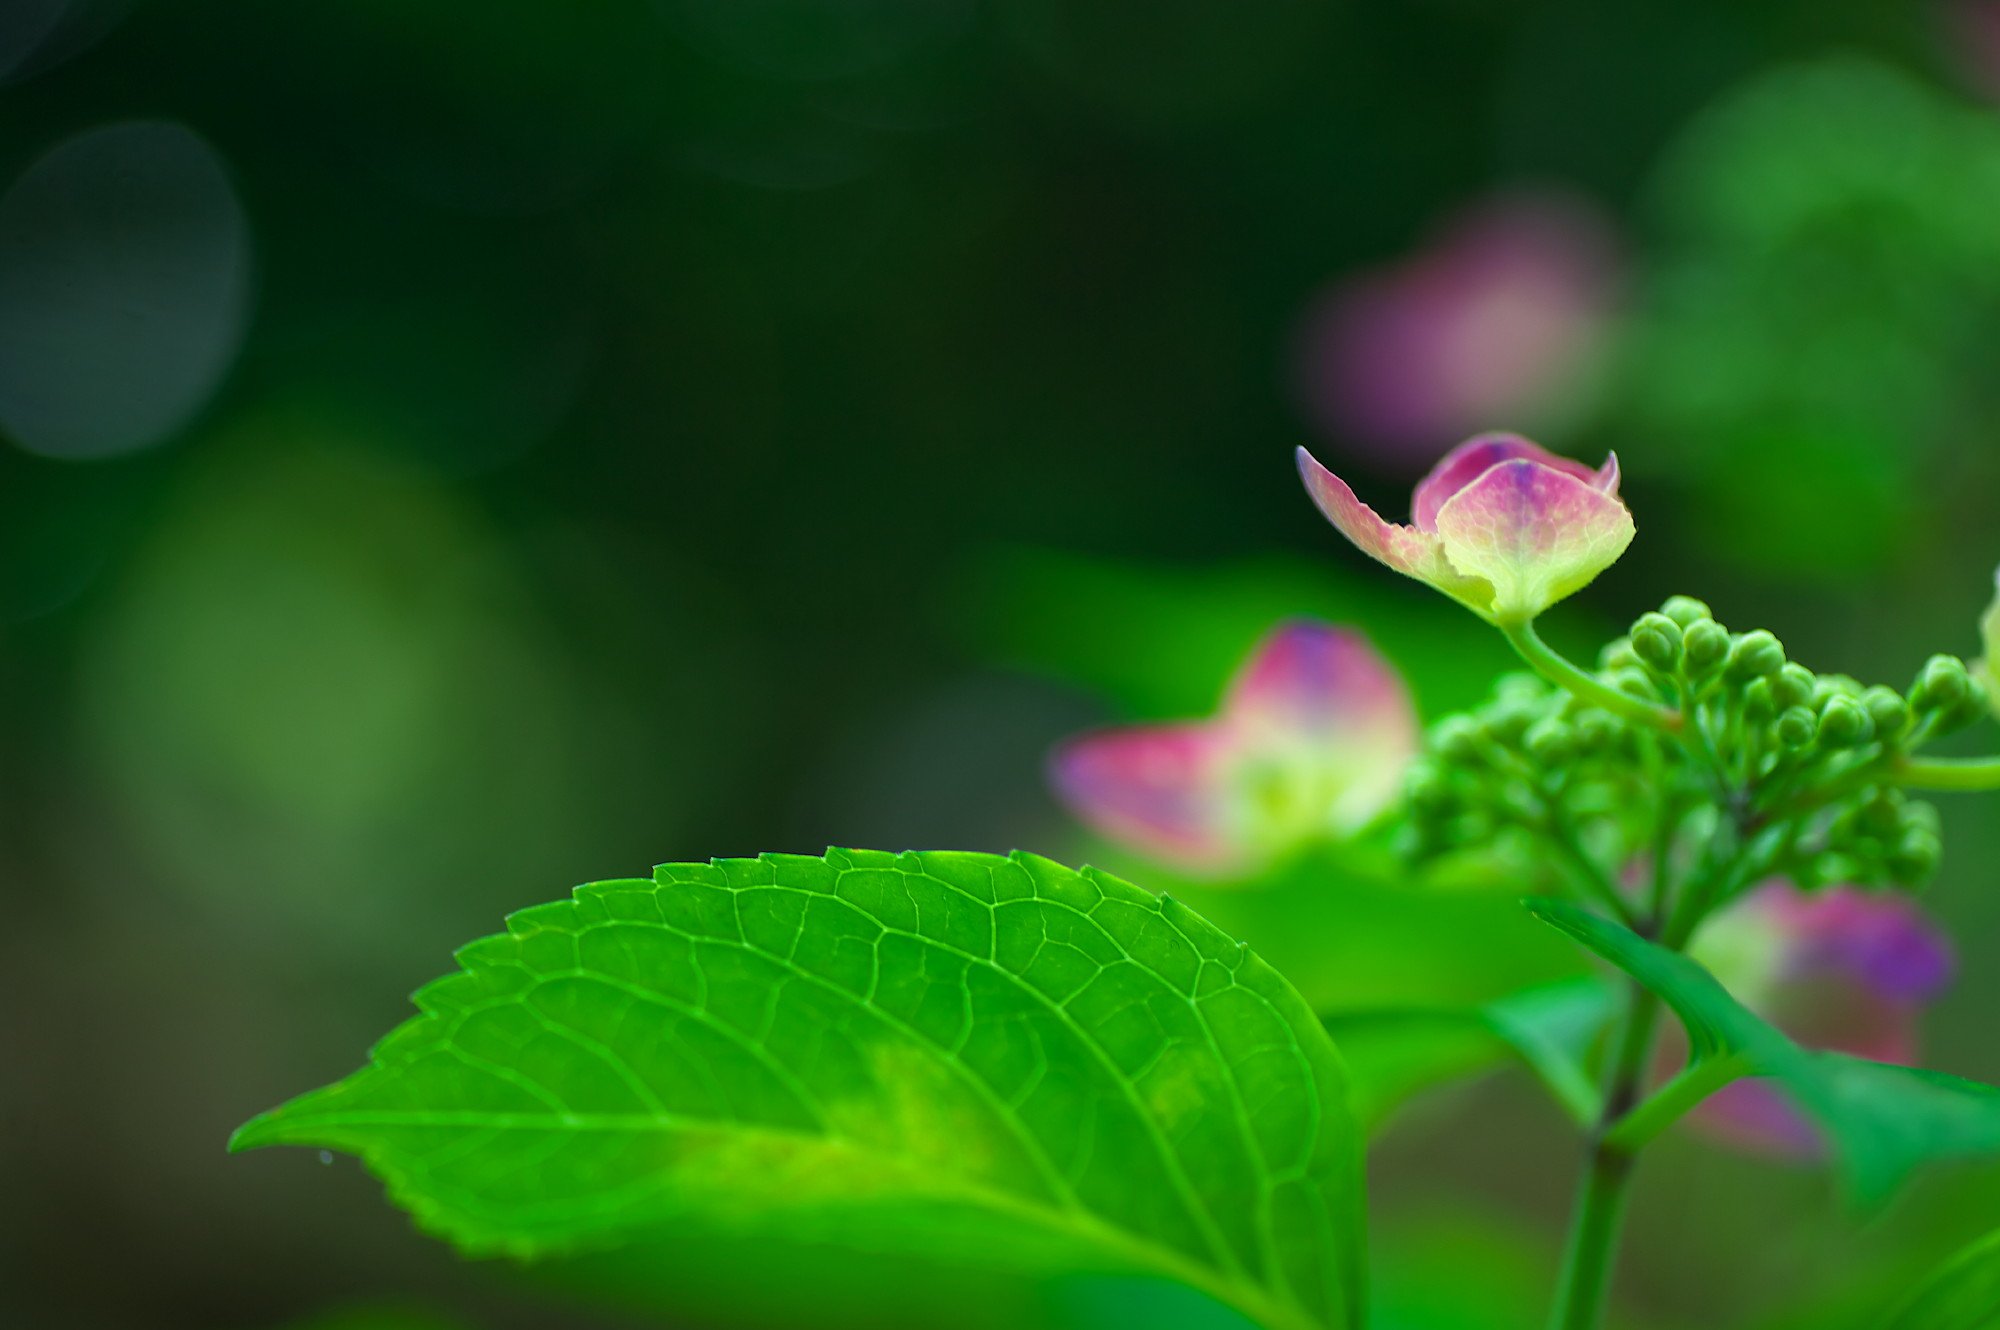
[1049,619,1418,878]
[1945,1,2000,100]
[1294,191,1621,465]
[1685,881,1956,1155]
[1297,432,1634,625]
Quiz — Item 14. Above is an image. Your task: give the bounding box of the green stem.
[1601,1055,1747,1156]
[1540,817,1639,928]
[1503,619,1682,733]
[1546,1147,1636,1330]
[1646,787,1679,927]
[1546,986,1663,1330]
[1896,756,2000,791]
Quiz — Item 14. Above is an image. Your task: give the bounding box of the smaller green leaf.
[1324,976,1618,1131]
[1881,1227,2000,1330]
[1527,898,2000,1205]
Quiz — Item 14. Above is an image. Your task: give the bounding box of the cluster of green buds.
[1403,596,1984,940]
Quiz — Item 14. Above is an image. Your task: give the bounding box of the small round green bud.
[1485,702,1537,745]
[1861,686,1908,738]
[1494,781,1543,820]
[1889,829,1943,885]
[1660,596,1713,628]
[1928,680,1989,739]
[1911,655,1971,713]
[1598,638,1641,673]
[1775,706,1817,748]
[1900,799,1942,838]
[1405,764,1456,816]
[1817,694,1874,747]
[1524,718,1575,765]
[1742,677,1776,722]
[1681,619,1730,673]
[1816,668,1856,712]
[1801,853,1860,890]
[1725,630,1786,682]
[1494,673,1545,706]
[1630,613,1683,672]
[1433,716,1485,765]
[1611,669,1660,702]
[1859,791,1904,838]
[1770,663,1816,712]
[1574,710,1618,751]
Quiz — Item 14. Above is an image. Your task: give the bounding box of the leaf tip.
[226,1111,285,1154]
[1520,895,1566,917]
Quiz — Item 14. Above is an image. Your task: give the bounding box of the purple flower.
[1685,881,1956,1154]
[1294,191,1620,463]
[1049,619,1419,877]
[1297,433,1635,625]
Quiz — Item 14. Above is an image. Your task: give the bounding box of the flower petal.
[1689,1080,1827,1157]
[1410,432,1604,532]
[1430,458,1635,623]
[1221,619,1420,834]
[1979,564,2000,710]
[1295,447,1496,615]
[1684,881,1954,1158]
[1764,887,1955,1005]
[1048,724,1239,872]
[1592,450,1622,497]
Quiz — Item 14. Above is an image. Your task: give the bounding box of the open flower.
[1297,433,1634,625]
[1686,880,1955,1154]
[1049,619,1418,877]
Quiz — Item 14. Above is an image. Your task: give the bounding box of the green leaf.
[232,849,1366,1330]
[1325,977,1618,1132]
[1146,848,1591,1016]
[1527,898,2000,1205]
[1882,1228,2000,1330]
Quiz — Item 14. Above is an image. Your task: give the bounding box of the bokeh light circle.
[0,121,252,460]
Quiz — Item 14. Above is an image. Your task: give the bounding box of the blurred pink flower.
[1294,192,1620,463]
[1297,432,1634,625]
[1049,619,1418,877]
[1685,881,1956,1155]
[1945,1,2000,100]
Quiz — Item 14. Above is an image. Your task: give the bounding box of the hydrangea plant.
[234,438,2000,1330]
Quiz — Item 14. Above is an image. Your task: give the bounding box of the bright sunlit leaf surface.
[1530,899,2000,1205]
[233,849,1366,1330]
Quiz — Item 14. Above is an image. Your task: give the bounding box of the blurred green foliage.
[1618,57,2000,583]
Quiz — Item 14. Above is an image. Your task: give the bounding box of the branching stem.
[1602,1055,1747,1156]
[1502,619,1683,733]
[1896,756,2000,791]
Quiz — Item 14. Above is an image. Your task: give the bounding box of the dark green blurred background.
[10,2,2000,1328]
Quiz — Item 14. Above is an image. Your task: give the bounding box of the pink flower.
[1685,881,1956,1155]
[1945,1,2000,101]
[1297,433,1635,625]
[1978,562,2000,710]
[1293,191,1620,463]
[1049,619,1419,877]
